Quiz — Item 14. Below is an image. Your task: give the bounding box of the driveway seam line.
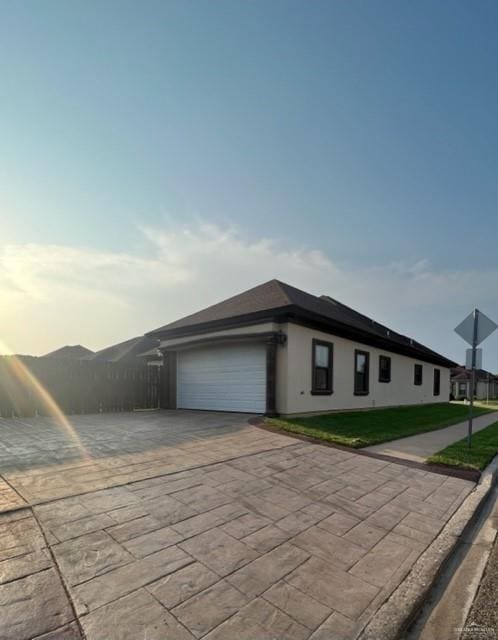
[0,472,29,508]
[29,505,88,640]
[260,583,327,632]
[196,551,314,638]
[1,442,299,513]
[146,585,202,638]
[72,558,198,617]
[0,564,52,587]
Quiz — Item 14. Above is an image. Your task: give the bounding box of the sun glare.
[0,339,90,461]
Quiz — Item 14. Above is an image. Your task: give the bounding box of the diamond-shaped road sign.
[455,310,497,346]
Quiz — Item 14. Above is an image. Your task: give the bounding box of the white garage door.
[177,344,266,413]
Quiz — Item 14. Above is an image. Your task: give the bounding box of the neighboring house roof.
[84,336,160,364]
[451,366,497,381]
[147,279,456,368]
[43,345,94,360]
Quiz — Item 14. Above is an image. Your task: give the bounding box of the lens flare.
[0,340,90,461]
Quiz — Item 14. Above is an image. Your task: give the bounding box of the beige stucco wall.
[276,323,450,415]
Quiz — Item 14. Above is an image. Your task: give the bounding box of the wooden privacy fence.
[0,356,163,417]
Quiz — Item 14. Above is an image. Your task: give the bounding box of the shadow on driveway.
[0,410,293,505]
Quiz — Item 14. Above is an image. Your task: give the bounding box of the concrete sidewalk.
[365,412,498,463]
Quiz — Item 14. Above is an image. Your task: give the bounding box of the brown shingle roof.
[147,279,456,368]
[152,280,293,333]
[451,367,496,381]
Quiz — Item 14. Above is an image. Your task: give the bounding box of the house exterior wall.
[476,381,489,400]
[275,323,450,415]
[476,379,498,399]
[452,378,498,400]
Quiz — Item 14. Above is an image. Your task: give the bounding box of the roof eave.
[148,305,456,369]
[286,309,457,368]
[146,306,294,339]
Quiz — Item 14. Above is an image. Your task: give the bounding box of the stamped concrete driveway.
[0,410,275,505]
[0,411,475,640]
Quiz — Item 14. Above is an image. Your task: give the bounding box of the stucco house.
[450,367,498,401]
[147,279,456,416]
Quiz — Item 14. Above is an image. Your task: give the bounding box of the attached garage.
[176,343,267,413]
[149,280,456,416]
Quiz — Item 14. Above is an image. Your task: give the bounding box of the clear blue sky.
[2,1,498,365]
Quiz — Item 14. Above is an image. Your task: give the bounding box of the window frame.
[433,368,441,396]
[311,339,334,395]
[414,364,423,386]
[378,355,391,383]
[354,349,370,396]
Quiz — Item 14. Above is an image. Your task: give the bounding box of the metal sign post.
[455,308,497,448]
[468,310,479,447]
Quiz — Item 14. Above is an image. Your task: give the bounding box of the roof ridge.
[320,294,383,324]
[319,294,438,352]
[270,279,309,305]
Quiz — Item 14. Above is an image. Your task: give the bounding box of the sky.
[1,1,498,367]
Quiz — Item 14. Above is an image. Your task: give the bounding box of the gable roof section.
[43,345,94,360]
[147,279,456,368]
[451,366,497,381]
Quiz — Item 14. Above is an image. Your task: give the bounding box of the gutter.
[148,306,456,369]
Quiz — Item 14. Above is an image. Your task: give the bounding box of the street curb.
[358,454,498,640]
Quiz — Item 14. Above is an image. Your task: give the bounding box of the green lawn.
[266,403,492,449]
[427,421,498,471]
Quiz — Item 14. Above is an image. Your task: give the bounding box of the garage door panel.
[177,344,266,413]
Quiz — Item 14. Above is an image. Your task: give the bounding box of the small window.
[311,339,333,395]
[378,355,391,383]
[354,350,370,395]
[433,369,441,396]
[414,364,423,386]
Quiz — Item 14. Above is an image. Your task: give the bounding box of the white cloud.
[1,222,498,367]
